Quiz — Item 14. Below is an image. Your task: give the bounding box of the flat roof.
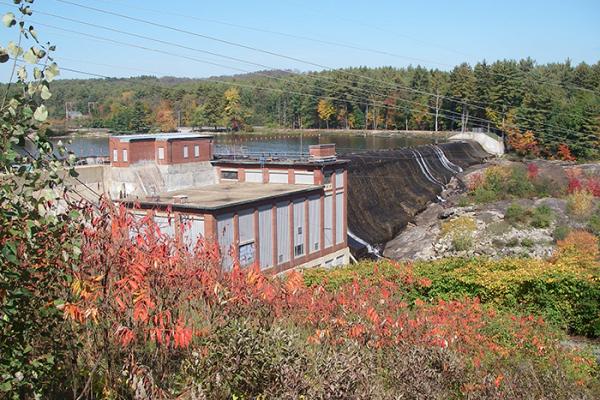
[212,158,349,168]
[120,182,323,212]
[112,133,213,142]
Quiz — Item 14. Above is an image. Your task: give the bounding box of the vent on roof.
[173,194,188,204]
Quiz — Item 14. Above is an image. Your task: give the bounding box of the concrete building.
[110,134,350,273]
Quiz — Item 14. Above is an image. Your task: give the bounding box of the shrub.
[441,216,476,252]
[588,209,600,236]
[486,221,512,236]
[553,225,571,242]
[506,237,520,247]
[504,203,529,226]
[413,255,600,337]
[521,238,535,247]
[566,189,595,218]
[531,205,554,228]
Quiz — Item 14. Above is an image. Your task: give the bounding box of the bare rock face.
[384,199,560,261]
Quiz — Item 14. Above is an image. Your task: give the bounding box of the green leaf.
[40,85,52,100]
[7,41,22,57]
[45,63,59,81]
[2,12,16,27]
[28,25,38,42]
[23,48,37,64]
[33,105,48,122]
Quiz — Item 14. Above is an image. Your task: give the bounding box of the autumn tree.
[155,100,177,132]
[222,87,245,130]
[317,99,335,129]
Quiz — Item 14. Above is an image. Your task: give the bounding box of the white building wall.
[276,202,290,264]
[308,195,320,254]
[269,170,288,184]
[217,213,234,270]
[293,199,305,258]
[245,169,263,183]
[324,194,333,248]
[181,215,205,249]
[258,205,273,270]
[295,171,314,185]
[336,191,344,244]
[153,214,175,238]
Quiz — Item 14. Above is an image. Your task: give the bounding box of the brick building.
[109,133,214,167]
[116,137,350,273]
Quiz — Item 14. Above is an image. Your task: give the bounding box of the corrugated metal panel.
[269,170,288,184]
[308,195,320,254]
[336,191,344,244]
[293,199,305,257]
[245,169,263,183]
[295,171,314,185]
[258,206,273,270]
[335,169,344,189]
[181,215,205,249]
[324,194,333,248]
[276,202,290,264]
[238,209,254,244]
[129,211,146,239]
[217,213,234,270]
[154,214,175,238]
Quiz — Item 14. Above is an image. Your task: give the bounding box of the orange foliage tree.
[154,100,177,132]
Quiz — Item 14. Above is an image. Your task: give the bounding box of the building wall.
[160,138,213,165]
[125,185,348,274]
[129,140,156,164]
[109,138,130,167]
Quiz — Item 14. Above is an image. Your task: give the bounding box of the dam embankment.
[342,140,490,250]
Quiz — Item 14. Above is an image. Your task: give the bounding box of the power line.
[45,0,593,137]
[6,11,589,146]
[23,13,588,139]
[92,0,600,96]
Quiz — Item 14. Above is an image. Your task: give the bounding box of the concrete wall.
[157,162,216,191]
[448,132,504,155]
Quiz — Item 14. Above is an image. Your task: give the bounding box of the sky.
[1,0,599,81]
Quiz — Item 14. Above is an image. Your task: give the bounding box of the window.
[183,145,189,158]
[113,149,118,162]
[122,149,128,162]
[157,147,165,160]
[294,244,304,257]
[323,171,333,185]
[194,144,200,157]
[239,242,255,266]
[221,170,238,180]
[297,226,302,235]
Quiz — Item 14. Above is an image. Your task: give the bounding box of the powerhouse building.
[108,133,350,273]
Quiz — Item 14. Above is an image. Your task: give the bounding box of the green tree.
[0,2,82,397]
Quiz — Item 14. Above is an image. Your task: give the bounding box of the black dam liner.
[342,141,489,253]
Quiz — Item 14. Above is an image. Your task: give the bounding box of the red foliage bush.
[527,163,539,180]
[64,201,598,398]
[567,168,600,197]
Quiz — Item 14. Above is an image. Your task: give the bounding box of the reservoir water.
[47,131,446,158]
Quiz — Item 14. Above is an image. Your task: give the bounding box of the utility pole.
[434,93,440,132]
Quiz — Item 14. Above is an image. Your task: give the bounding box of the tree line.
[42,59,600,159]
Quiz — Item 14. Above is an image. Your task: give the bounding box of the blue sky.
[1,0,599,81]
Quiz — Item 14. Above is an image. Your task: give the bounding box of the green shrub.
[504,203,530,226]
[506,166,536,197]
[521,238,535,247]
[486,221,512,236]
[452,234,473,251]
[588,209,600,237]
[553,225,571,242]
[531,205,554,228]
[506,237,520,247]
